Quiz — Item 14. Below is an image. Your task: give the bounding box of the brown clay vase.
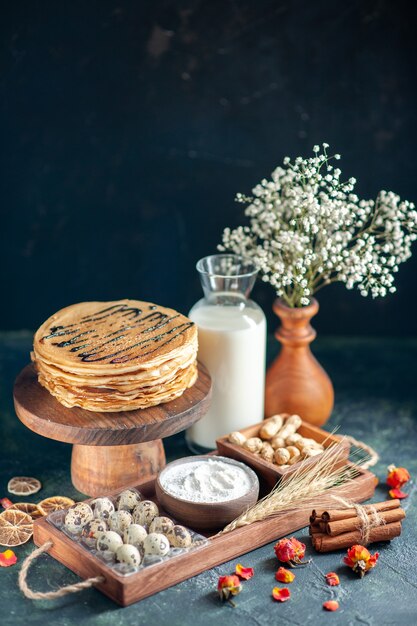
[264,298,334,426]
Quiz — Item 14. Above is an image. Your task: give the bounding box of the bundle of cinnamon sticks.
[310,499,405,553]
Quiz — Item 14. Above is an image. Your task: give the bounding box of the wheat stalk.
[219,440,364,535]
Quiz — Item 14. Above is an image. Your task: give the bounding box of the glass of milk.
[186,254,266,452]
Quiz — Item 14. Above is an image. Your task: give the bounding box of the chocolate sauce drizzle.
[40,303,194,364]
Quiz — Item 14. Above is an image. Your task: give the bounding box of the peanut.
[274,447,291,465]
[243,437,263,453]
[301,447,323,458]
[286,445,301,465]
[228,431,246,446]
[288,451,302,465]
[260,441,275,463]
[286,445,300,458]
[301,437,323,448]
[276,414,302,440]
[294,438,323,452]
[259,415,284,440]
[270,436,286,450]
[285,433,303,446]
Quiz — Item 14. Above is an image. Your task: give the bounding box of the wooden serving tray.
[217,420,350,488]
[33,458,376,606]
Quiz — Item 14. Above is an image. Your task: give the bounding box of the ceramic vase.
[264,298,334,426]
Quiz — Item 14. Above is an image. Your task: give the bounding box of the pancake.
[36,362,198,412]
[34,300,197,375]
[32,300,198,412]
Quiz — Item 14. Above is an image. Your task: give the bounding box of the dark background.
[1,0,416,335]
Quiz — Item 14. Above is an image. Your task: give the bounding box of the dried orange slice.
[7,477,42,496]
[8,503,42,520]
[0,510,33,546]
[37,496,75,516]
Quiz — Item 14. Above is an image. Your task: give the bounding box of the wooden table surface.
[1,332,417,626]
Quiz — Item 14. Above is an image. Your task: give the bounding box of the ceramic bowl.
[155,455,259,530]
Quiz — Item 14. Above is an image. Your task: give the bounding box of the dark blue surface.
[1,332,417,625]
[1,0,417,334]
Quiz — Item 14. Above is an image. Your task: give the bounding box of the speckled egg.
[132,500,159,526]
[96,530,123,553]
[108,510,132,534]
[166,525,192,548]
[149,516,175,535]
[143,532,170,556]
[123,524,147,547]
[91,497,115,520]
[117,489,142,512]
[81,518,108,539]
[64,503,94,533]
[115,544,142,567]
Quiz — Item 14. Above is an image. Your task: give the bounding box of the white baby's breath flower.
[220,144,416,307]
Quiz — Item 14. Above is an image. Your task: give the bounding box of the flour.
[159,458,253,503]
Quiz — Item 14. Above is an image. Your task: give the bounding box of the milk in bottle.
[186,254,266,451]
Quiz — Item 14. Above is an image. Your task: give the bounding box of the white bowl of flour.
[155,456,259,530]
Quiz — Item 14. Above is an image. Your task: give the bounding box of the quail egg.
[115,544,142,567]
[132,500,159,526]
[91,497,115,520]
[117,489,142,512]
[149,516,175,535]
[166,525,192,548]
[143,532,170,556]
[81,518,108,539]
[123,523,147,547]
[64,503,94,533]
[96,530,123,553]
[108,510,132,534]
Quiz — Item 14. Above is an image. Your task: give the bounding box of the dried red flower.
[389,488,409,500]
[386,465,410,490]
[0,549,17,567]
[274,537,309,566]
[0,498,13,509]
[272,587,291,602]
[275,567,295,583]
[343,544,379,577]
[235,563,254,580]
[325,572,340,586]
[323,600,339,611]
[217,575,242,603]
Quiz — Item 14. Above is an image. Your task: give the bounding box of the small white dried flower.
[219,144,416,307]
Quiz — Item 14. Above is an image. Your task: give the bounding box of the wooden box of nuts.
[216,414,350,488]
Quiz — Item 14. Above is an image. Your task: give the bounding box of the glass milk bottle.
[186,254,266,452]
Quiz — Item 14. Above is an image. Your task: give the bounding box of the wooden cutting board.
[32,461,377,606]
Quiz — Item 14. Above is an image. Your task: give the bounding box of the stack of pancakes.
[32,300,198,412]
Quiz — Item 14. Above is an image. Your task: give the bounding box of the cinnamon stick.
[326,507,405,537]
[321,499,400,522]
[313,521,402,552]
[309,524,324,535]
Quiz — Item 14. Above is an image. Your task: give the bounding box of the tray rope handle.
[345,434,379,470]
[19,540,105,600]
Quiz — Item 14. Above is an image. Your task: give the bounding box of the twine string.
[19,541,105,600]
[344,435,379,469]
[331,496,386,544]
